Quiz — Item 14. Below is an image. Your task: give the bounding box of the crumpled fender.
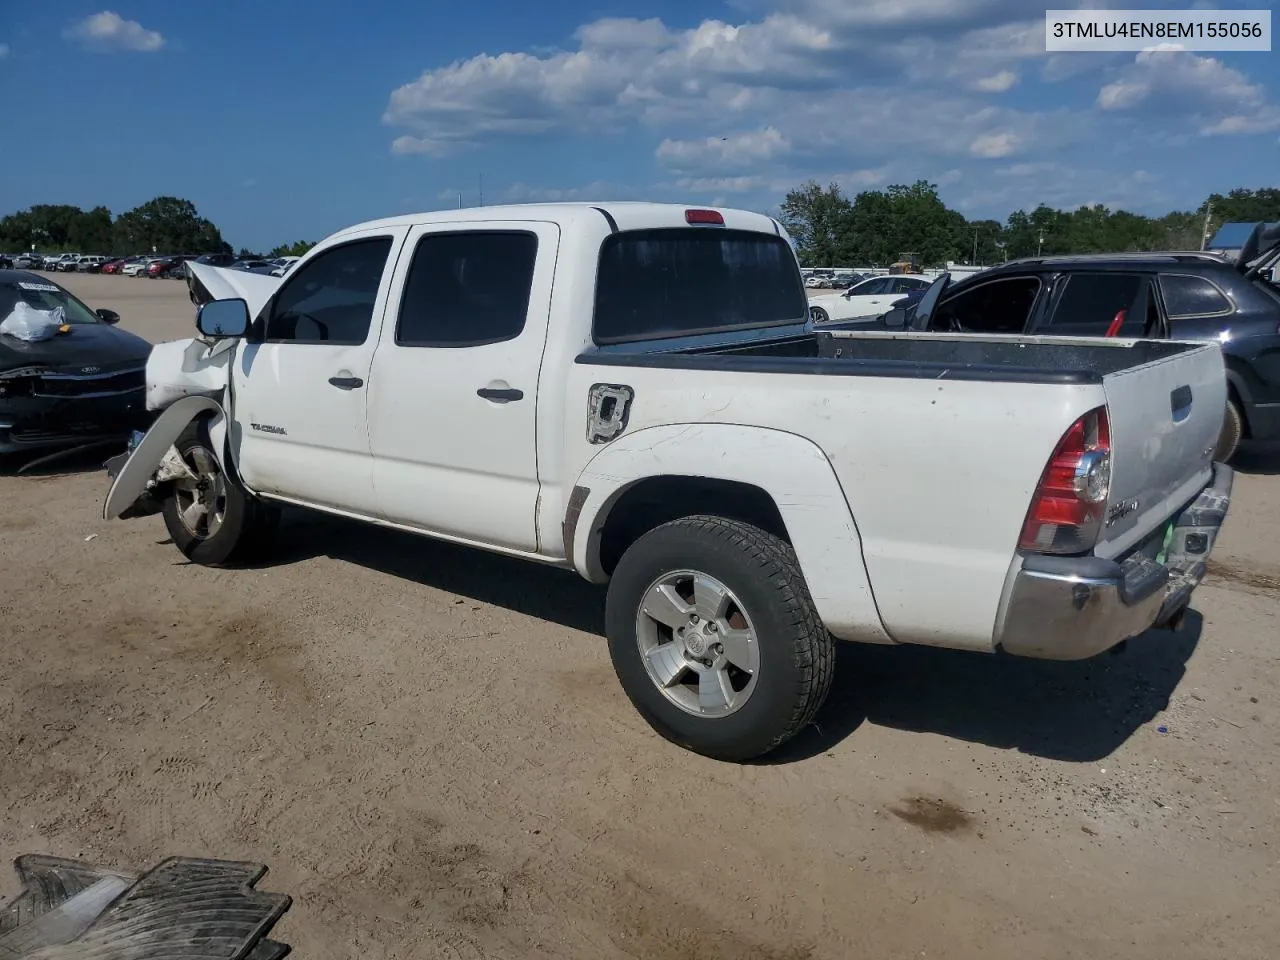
[568,422,892,644]
[102,396,227,521]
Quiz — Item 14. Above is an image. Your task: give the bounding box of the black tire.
[1214,398,1244,462]
[605,516,835,762]
[161,420,278,566]
[809,305,829,325]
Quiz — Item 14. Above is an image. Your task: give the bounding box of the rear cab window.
[592,229,807,344]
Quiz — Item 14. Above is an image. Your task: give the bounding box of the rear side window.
[1160,274,1232,318]
[396,231,538,347]
[1045,273,1145,336]
[593,229,806,344]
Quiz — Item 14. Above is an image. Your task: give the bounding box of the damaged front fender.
[103,395,226,521]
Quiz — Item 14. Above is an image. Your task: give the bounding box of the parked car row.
[6,252,301,280]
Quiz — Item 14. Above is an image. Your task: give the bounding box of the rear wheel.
[161,421,278,566]
[605,516,835,762]
[1213,398,1244,462]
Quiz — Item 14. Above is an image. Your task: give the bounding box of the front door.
[366,221,560,554]
[230,228,407,514]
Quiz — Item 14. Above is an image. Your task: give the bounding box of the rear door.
[365,221,559,553]
[1093,342,1225,558]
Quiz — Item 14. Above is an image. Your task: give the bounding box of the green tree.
[778,181,854,266]
[112,196,231,255]
[268,240,316,258]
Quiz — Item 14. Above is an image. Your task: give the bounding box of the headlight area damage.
[104,260,279,519]
[0,853,292,958]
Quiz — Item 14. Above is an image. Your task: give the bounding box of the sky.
[0,1,1277,250]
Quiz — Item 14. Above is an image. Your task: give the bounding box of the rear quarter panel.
[562,361,1105,652]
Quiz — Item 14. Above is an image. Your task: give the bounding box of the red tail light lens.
[685,209,724,225]
[1019,406,1112,554]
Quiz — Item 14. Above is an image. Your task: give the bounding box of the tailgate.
[1094,340,1224,558]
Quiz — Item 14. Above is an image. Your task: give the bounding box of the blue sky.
[1,1,1277,250]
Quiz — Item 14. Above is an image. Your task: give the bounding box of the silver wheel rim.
[635,569,760,718]
[172,445,227,540]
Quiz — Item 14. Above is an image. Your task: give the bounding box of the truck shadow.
[770,613,1203,765]
[258,511,1202,765]
[1232,442,1280,476]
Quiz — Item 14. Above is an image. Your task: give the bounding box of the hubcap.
[172,445,227,540]
[635,569,760,718]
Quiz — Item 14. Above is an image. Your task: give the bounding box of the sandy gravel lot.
[2,273,1279,959]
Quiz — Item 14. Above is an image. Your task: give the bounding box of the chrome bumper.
[996,462,1233,661]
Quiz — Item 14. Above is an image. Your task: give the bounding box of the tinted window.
[1046,273,1145,336]
[593,229,806,344]
[397,231,538,347]
[852,277,892,296]
[265,237,392,344]
[930,277,1040,333]
[1161,274,1231,318]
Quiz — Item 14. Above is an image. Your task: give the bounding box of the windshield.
[0,278,102,325]
[593,228,807,344]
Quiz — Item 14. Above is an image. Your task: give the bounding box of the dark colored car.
[0,255,12,269]
[826,225,1280,460]
[0,270,152,460]
[193,253,236,267]
[230,259,276,275]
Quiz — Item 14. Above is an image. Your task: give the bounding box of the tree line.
[0,197,315,260]
[779,182,1280,268]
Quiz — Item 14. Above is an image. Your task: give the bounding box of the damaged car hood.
[187,261,282,318]
[0,321,150,371]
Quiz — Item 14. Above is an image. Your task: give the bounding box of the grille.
[34,368,146,398]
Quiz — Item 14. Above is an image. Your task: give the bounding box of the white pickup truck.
[103,202,1234,761]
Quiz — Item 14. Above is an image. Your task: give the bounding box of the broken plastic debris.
[84,534,98,542]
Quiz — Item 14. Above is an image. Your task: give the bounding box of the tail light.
[685,209,724,225]
[1019,406,1112,554]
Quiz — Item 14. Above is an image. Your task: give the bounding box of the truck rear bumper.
[995,462,1233,661]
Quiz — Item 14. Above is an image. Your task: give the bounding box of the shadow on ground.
[1233,441,1280,476]
[0,442,126,478]
[256,510,1203,765]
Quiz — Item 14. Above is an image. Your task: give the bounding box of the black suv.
[852,226,1280,461]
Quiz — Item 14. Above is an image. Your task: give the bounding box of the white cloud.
[1096,49,1280,135]
[0,43,9,59]
[64,11,164,53]
[969,131,1020,158]
[974,70,1018,92]
[656,127,790,168]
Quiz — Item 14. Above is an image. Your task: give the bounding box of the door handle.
[477,387,523,403]
[328,376,364,390]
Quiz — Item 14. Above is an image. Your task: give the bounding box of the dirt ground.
[2,273,1279,959]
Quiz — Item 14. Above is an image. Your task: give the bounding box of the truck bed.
[578,327,1198,385]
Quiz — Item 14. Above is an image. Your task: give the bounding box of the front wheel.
[809,306,829,325]
[1213,398,1244,462]
[605,516,835,762]
[161,421,279,566]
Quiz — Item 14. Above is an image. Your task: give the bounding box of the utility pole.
[478,173,484,207]
[972,230,978,265]
[1037,233,1044,256]
[457,191,462,209]
[1200,200,1213,251]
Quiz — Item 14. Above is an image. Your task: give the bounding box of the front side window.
[396,231,538,347]
[930,277,1041,333]
[593,229,806,344]
[851,277,892,296]
[264,236,392,344]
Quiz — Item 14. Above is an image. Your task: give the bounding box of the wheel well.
[596,476,789,576]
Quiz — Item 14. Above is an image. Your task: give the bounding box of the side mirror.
[196,298,250,339]
[96,308,120,325]
[882,308,906,328]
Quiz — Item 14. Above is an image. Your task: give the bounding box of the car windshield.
[0,278,102,325]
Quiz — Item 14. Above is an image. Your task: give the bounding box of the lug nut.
[707,622,718,633]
